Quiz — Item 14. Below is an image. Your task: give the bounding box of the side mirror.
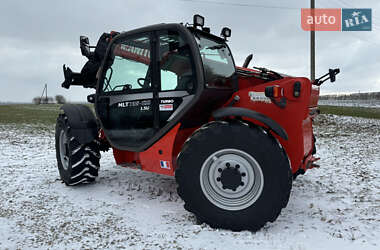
[87,94,95,103]
[313,68,340,86]
[242,54,253,68]
[329,68,340,83]
[80,36,91,58]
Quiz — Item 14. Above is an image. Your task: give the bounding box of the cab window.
[103,36,151,92]
[159,31,195,92]
[196,34,236,89]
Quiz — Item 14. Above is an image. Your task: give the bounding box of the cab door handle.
[97,96,110,119]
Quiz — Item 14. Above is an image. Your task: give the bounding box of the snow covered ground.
[0,115,379,249]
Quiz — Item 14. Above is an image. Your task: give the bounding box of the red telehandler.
[56,15,339,231]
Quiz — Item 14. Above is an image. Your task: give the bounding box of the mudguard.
[60,104,98,144]
[212,107,288,140]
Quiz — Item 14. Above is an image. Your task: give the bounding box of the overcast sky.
[1,0,379,102]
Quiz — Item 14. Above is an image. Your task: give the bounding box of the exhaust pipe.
[242,54,253,68]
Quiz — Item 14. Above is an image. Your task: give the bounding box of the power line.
[178,0,299,10]
[345,32,380,46]
[179,0,380,36]
[331,0,380,25]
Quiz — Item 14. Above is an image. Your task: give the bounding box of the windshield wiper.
[206,44,226,50]
[253,67,283,80]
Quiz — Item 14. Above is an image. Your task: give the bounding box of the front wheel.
[175,121,292,231]
[55,113,100,185]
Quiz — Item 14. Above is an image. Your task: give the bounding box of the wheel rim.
[59,130,69,170]
[200,148,264,211]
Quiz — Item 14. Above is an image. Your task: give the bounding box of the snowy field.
[0,114,379,249]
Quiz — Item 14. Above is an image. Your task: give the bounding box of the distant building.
[33,96,55,104]
[40,97,55,104]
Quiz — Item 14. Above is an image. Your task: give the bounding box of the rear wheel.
[55,113,100,185]
[176,121,292,231]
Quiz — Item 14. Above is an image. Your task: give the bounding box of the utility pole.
[39,84,48,104]
[311,0,315,81]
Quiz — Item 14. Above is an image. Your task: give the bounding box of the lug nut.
[218,168,222,172]
[241,173,246,177]
[232,188,236,191]
[240,182,244,186]
[236,164,240,169]
[226,162,230,168]
[217,177,221,182]
[222,186,226,189]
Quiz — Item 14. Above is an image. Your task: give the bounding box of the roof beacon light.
[221,27,231,40]
[193,14,205,28]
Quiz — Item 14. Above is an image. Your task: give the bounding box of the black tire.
[175,121,292,231]
[55,113,100,186]
[312,134,317,155]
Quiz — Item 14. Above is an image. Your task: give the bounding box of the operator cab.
[95,15,237,151]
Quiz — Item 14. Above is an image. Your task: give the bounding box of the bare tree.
[55,95,66,104]
[32,97,41,104]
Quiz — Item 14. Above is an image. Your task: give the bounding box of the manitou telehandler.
[55,15,339,231]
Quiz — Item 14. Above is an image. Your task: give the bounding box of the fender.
[212,107,288,140]
[60,104,98,144]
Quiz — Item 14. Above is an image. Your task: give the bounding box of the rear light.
[293,81,301,97]
[265,85,283,98]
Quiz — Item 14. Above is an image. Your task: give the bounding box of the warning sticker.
[248,91,271,104]
[159,104,173,111]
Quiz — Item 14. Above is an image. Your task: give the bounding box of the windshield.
[195,34,236,88]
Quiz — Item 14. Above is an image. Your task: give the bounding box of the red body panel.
[310,85,320,107]
[110,67,319,176]
[231,75,315,173]
[113,124,182,176]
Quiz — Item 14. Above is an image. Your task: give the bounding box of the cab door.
[95,25,202,152]
[157,30,196,129]
[96,33,158,150]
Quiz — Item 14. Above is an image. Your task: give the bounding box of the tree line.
[319,92,380,100]
[32,95,66,104]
